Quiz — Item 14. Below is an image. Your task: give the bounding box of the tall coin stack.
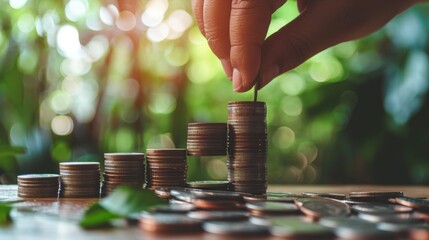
[102,153,145,195]
[59,162,101,198]
[146,149,187,189]
[227,101,267,194]
[187,123,227,156]
[17,174,60,198]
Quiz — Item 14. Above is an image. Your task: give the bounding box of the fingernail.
[233,68,242,92]
[262,65,279,85]
[220,59,233,80]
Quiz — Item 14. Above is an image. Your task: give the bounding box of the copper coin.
[104,153,145,159]
[139,213,201,233]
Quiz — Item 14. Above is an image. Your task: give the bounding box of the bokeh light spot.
[9,0,27,9]
[281,96,302,116]
[280,73,306,96]
[207,158,228,179]
[141,0,168,27]
[51,115,74,136]
[149,92,176,114]
[50,90,72,114]
[17,13,35,33]
[56,24,81,58]
[272,127,295,149]
[65,0,88,22]
[116,11,136,31]
[115,128,135,152]
[147,23,169,42]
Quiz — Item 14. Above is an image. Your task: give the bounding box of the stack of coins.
[146,149,187,189]
[227,101,267,194]
[186,123,227,156]
[59,162,100,198]
[102,153,145,195]
[17,174,60,198]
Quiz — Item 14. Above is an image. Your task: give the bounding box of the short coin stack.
[186,123,227,156]
[146,149,187,189]
[17,174,60,198]
[102,153,145,195]
[227,101,267,194]
[59,162,100,198]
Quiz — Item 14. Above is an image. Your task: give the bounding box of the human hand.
[192,0,420,92]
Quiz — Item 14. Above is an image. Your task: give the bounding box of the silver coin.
[302,192,346,200]
[246,201,299,213]
[335,226,395,239]
[150,204,194,213]
[270,217,333,238]
[377,222,429,233]
[357,212,420,223]
[203,221,269,235]
[190,189,242,201]
[300,199,351,218]
[319,216,376,229]
[352,203,413,214]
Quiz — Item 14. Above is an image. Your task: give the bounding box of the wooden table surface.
[1,184,428,240]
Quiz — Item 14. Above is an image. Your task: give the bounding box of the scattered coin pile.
[59,162,100,198]
[102,153,145,195]
[17,174,60,198]
[227,101,267,194]
[186,122,227,156]
[141,188,429,239]
[146,149,187,189]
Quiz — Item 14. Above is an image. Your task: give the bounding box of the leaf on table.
[0,204,12,225]
[0,146,26,157]
[80,186,165,229]
[79,203,120,229]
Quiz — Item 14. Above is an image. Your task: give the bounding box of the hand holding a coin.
[191,0,420,92]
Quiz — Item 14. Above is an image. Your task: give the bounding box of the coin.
[227,101,267,195]
[270,217,334,239]
[319,216,376,229]
[357,212,419,223]
[188,211,248,221]
[203,221,269,235]
[352,203,413,214]
[186,122,227,157]
[192,198,242,210]
[187,180,229,190]
[150,204,195,213]
[299,199,351,219]
[190,189,243,201]
[17,174,60,199]
[245,201,299,216]
[60,162,101,198]
[395,197,429,210]
[102,153,145,195]
[409,226,429,240]
[349,191,403,201]
[139,213,202,233]
[302,192,346,200]
[335,226,395,240]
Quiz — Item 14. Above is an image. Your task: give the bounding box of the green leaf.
[0,146,26,158]
[80,186,165,229]
[79,203,119,229]
[0,204,12,225]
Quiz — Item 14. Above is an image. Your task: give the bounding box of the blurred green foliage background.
[1,0,429,185]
